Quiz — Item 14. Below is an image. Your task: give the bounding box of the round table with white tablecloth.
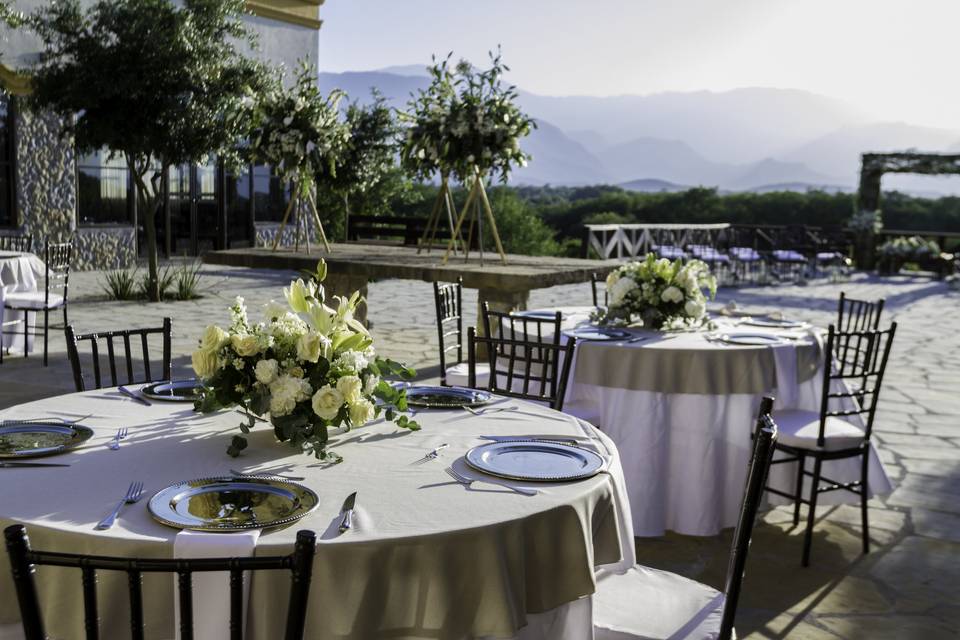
[510,307,892,537]
[0,250,44,355]
[0,388,635,640]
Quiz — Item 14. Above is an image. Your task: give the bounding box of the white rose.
[684,299,706,319]
[661,286,684,304]
[200,325,229,353]
[255,359,279,385]
[231,334,260,358]
[348,398,375,427]
[336,375,363,403]
[312,385,345,421]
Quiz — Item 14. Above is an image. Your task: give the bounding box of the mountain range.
[319,66,960,195]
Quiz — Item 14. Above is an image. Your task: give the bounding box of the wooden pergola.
[859,152,960,212]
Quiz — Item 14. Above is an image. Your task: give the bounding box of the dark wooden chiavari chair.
[0,234,32,253]
[65,318,172,392]
[591,272,609,307]
[3,241,72,365]
[4,524,317,640]
[837,291,884,332]
[594,399,779,640]
[765,323,897,566]
[467,325,575,411]
[432,278,488,386]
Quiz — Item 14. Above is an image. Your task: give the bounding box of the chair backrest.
[4,523,316,640]
[836,291,884,332]
[433,278,464,385]
[480,304,563,349]
[590,272,609,307]
[65,318,173,391]
[43,241,73,306]
[0,234,32,252]
[719,402,778,640]
[818,323,897,445]
[467,326,576,410]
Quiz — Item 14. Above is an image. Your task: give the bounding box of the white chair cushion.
[445,362,490,388]
[772,409,865,451]
[594,565,726,640]
[3,291,64,309]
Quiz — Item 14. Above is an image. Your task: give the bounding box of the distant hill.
[317,67,960,195]
[619,178,690,193]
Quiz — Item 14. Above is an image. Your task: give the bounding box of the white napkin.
[173,529,261,639]
[767,310,786,322]
[771,341,799,409]
[718,300,738,316]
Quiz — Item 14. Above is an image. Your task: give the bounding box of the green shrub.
[138,267,175,300]
[101,267,139,300]
[174,261,203,300]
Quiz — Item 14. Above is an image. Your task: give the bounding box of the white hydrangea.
[334,349,369,373]
[609,277,638,306]
[660,286,684,304]
[255,359,279,385]
[268,375,312,417]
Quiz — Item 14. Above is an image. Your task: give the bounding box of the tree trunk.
[343,193,350,243]
[128,156,161,302]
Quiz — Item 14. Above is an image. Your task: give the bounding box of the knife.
[338,492,357,534]
[118,386,151,406]
[0,462,71,468]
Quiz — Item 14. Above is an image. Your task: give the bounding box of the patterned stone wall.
[15,106,75,245]
[14,105,136,270]
[255,215,322,249]
[73,226,137,271]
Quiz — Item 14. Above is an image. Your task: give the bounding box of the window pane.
[78,150,131,224]
[0,92,13,227]
[252,164,290,222]
[225,166,252,244]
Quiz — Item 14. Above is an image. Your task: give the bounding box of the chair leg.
[802,457,823,567]
[23,310,28,358]
[43,308,49,367]
[793,452,806,526]
[860,447,870,555]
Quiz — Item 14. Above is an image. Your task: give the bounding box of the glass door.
[164,161,223,256]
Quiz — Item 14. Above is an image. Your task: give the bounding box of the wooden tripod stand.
[418,174,465,254]
[442,168,507,265]
[270,181,332,253]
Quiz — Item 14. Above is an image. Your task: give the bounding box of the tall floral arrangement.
[598,254,717,330]
[400,50,535,184]
[193,261,418,460]
[246,61,350,195]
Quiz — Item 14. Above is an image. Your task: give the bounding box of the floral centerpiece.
[192,261,418,460]
[876,235,942,274]
[596,254,717,330]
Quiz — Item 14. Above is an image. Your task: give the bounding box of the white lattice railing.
[585,223,731,259]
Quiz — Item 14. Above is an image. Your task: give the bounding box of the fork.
[107,427,129,450]
[229,468,305,481]
[463,406,519,416]
[95,481,144,530]
[445,467,538,496]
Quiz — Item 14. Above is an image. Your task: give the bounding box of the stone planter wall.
[15,107,75,246]
[74,226,137,271]
[255,217,321,249]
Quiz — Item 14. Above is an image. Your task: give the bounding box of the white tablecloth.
[0,389,634,640]
[0,251,44,354]
[516,307,892,537]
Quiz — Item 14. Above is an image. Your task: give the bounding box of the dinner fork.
[95,481,144,530]
[229,468,305,481]
[445,467,538,496]
[108,427,128,450]
[463,406,519,416]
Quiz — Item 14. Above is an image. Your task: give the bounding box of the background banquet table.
[512,307,892,537]
[0,389,634,640]
[0,250,43,354]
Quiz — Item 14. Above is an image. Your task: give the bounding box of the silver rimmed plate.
[148,476,319,532]
[511,309,561,320]
[141,379,202,402]
[741,317,808,329]
[566,326,631,341]
[0,422,94,458]
[405,386,493,409]
[465,441,605,482]
[717,332,786,346]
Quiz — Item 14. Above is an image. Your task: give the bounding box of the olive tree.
[29,0,266,300]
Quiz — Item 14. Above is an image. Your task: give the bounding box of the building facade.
[0,0,322,269]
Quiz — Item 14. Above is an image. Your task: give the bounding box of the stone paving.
[0,264,957,640]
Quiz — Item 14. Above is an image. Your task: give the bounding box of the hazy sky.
[318,0,956,130]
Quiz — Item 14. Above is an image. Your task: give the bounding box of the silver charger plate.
[465,440,605,482]
[742,317,807,329]
[566,326,631,341]
[405,386,493,408]
[717,332,786,346]
[511,310,561,320]
[0,422,94,458]
[141,379,202,402]
[148,476,319,532]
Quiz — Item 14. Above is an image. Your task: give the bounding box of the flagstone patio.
[1,265,956,639]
